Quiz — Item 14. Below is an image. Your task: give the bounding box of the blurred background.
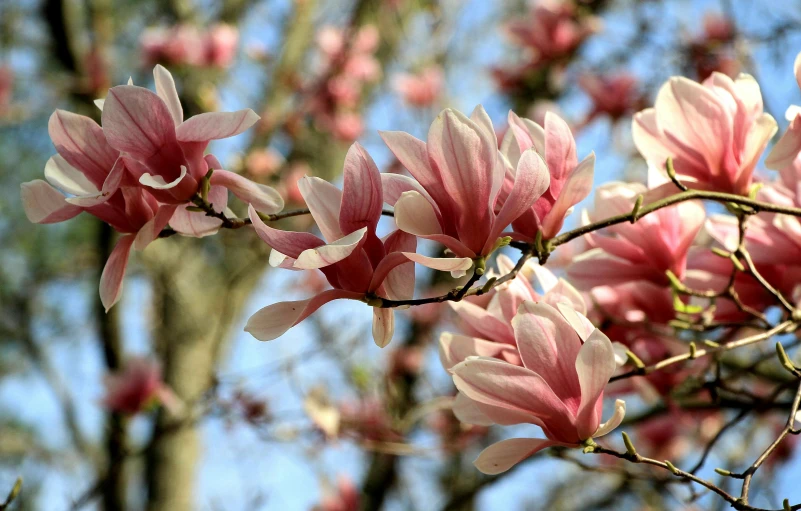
[2,0,801,509]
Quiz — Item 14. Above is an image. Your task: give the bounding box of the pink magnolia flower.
[100,65,283,214]
[578,72,641,123]
[765,52,801,171]
[344,53,381,82]
[353,24,380,54]
[633,72,777,195]
[381,106,550,270]
[140,25,205,67]
[392,66,443,108]
[504,1,593,65]
[204,24,239,68]
[102,357,180,415]
[706,176,801,270]
[245,143,450,347]
[450,302,626,474]
[701,14,734,43]
[317,26,346,57]
[590,282,675,328]
[21,109,178,311]
[567,183,705,289]
[139,24,238,68]
[499,111,595,241]
[439,254,585,370]
[330,111,364,142]
[245,148,284,177]
[684,247,780,321]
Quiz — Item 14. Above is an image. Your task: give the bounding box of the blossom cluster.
[22,47,801,484]
[140,24,239,69]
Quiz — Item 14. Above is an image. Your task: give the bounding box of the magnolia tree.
[5,1,801,510]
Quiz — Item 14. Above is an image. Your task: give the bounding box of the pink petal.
[395,190,442,235]
[449,300,513,344]
[567,249,661,289]
[555,303,595,341]
[379,130,445,204]
[44,155,98,196]
[298,176,344,242]
[133,204,178,250]
[487,148,550,250]
[512,302,582,402]
[541,279,586,315]
[372,307,394,347]
[48,110,118,188]
[245,289,364,341]
[541,152,595,239]
[427,109,494,251]
[655,77,731,176]
[507,111,545,155]
[439,332,516,370]
[451,357,575,432]
[765,115,801,170]
[593,399,626,438]
[381,173,437,209]
[153,65,183,126]
[248,204,323,258]
[176,109,260,142]
[102,85,176,158]
[736,113,776,193]
[402,252,473,273]
[66,157,127,207]
[575,329,616,440]
[210,169,283,214]
[379,230,417,300]
[169,185,228,237]
[294,227,367,270]
[544,112,578,187]
[139,165,187,190]
[474,438,558,475]
[99,234,137,312]
[452,392,494,426]
[20,180,83,224]
[469,105,504,204]
[340,143,383,233]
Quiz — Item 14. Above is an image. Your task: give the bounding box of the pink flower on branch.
[246,143,456,347]
[392,65,443,108]
[22,65,283,311]
[100,65,283,213]
[381,105,551,270]
[578,72,642,123]
[499,111,595,241]
[450,302,625,474]
[504,1,594,66]
[568,183,705,289]
[21,109,177,311]
[102,357,180,416]
[439,254,585,370]
[633,72,777,196]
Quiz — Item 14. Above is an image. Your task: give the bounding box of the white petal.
[372,307,394,348]
[293,227,367,270]
[44,155,98,196]
[395,190,442,236]
[139,166,187,190]
[593,399,626,438]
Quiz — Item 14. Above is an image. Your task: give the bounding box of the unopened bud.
[622,431,637,456]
